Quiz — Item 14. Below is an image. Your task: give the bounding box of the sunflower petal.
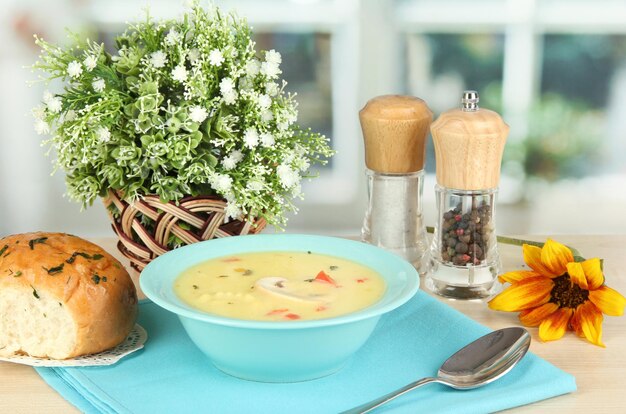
[589,286,626,316]
[581,258,604,290]
[570,308,586,338]
[523,244,558,277]
[571,302,605,347]
[488,276,553,312]
[538,307,573,342]
[566,262,588,289]
[498,270,540,284]
[518,302,559,327]
[541,239,573,276]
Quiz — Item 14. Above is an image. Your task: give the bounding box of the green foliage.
[507,93,604,181]
[32,2,334,228]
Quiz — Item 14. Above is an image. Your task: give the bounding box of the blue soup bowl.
[140,234,419,382]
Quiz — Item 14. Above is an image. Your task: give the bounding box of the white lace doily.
[0,324,147,367]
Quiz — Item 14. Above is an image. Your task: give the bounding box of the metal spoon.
[341,327,531,414]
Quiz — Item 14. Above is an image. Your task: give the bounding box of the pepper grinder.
[359,95,433,271]
[425,91,509,299]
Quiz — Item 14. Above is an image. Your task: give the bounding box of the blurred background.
[1,0,625,238]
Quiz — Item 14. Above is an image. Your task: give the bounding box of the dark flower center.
[550,274,589,308]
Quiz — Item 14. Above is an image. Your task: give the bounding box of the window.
[4,0,625,236]
[396,0,626,233]
[405,33,505,173]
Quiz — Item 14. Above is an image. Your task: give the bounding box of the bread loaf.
[0,232,138,359]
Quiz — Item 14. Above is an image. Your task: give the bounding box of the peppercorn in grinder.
[359,95,433,271]
[425,91,509,299]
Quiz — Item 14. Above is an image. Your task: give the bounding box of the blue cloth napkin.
[36,292,576,414]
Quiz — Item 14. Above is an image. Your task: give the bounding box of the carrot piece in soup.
[285,313,301,320]
[314,270,337,285]
[266,308,289,316]
[356,278,369,283]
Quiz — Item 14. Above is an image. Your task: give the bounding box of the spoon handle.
[339,377,439,414]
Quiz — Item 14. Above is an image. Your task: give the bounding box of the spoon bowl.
[438,327,531,389]
[342,327,531,413]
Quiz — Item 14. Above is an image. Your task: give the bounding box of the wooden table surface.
[1,235,625,413]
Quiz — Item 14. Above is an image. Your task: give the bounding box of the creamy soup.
[174,251,386,321]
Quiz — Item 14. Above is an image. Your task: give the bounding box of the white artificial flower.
[212,173,233,192]
[265,82,279,97]
[67,61,83,78]
[249,165,266,177]
[247,179,264,192]
[292,183,303,198]
[96,126,111,143]
[223,190,236,203]
[257,94,272,110]
[294,144,307,156]
[223,90,238,105]
[42,90,54,104]
[276,164,299,188]
[260,132,275,147]
[245,59,260,76]
[92,77,106,93]
[212,137,226,147]
[225,201,242,220]
[150,51,167,68]
[220,77,235,94]
[243,127,259,148]
[189,106,208,123]
[282,151,295,164]
[265,49,282,66]
[32,106,46,120]
[83,55,97,71]
[220,78,238,104]
[231,150,244,163]
[222,156,237,171]
[260,110,274,122]
[260,61,280,79]
[287,112,298,124]
[188,48,200,63]
[164,28,181,45]
[238,76,253,91]
[291,183,302,198]
[34,119,50,135]
[64,110,77,122]
[46,96,62,113]
[208,49,224,66]
[296,157,310,172]
[171,65,188,82]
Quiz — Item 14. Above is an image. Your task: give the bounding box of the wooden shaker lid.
[359,95,433,174]
[431,92,509,190]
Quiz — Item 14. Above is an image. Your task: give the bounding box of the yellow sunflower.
[488,239,626,347]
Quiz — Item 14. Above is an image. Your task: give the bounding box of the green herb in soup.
[174,251,386,321]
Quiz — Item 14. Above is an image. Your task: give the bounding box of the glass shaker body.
[425,185,501,299]
[361,169,428,271]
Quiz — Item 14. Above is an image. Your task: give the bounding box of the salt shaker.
[359,95,433,270]
[425,91,509,299]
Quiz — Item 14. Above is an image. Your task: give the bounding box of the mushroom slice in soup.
[255,277,330,304]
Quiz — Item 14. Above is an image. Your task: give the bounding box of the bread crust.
[0,232,138,358]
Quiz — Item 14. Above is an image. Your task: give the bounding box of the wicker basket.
[103,191,266,272]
